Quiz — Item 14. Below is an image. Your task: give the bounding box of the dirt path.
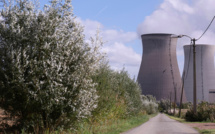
[122,113,199,134]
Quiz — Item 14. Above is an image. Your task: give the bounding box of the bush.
[181,102,192,109]
[0,0,102,132]
[158,99,170,113]
[141,95,158,114]
[185,110,199,122]
[185,101,215,122]
[91,62,144,121]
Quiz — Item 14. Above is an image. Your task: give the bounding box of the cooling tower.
[137,34,185,103]
[183,45,215,103]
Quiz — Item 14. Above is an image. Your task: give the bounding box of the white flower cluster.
[141,95,158,114]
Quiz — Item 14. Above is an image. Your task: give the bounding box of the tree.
[0,0,102,132]
[92,62,144,120]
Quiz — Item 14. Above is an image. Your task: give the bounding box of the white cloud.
[161,0,194,14]
[102,42,141,77]
[137,0,215,74]
[138,0,215,42]
[75,18,102,38]
[137,0,195,36]
[194,0,215,20]
[76,18,138,44]
[76,17,140,77]
[103,30,137,44]
[102,42,141,66]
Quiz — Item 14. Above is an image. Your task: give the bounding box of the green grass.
[76,114,157,134]
[165,114,187,123]
[200,129,215,134]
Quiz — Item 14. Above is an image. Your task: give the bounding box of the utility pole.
[173,84,177,115]
[170,92,172,114]
[192,38,197,113]
[179,71,185,117]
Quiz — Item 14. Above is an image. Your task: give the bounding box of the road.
[122,113,199,134]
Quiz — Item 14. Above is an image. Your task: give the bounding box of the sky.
[38,0,215,78]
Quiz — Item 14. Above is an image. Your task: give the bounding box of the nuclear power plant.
[137,33,186,103]
[183,45,215,103]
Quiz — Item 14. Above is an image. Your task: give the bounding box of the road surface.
[122,113,199,134]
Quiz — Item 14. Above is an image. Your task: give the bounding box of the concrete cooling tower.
[137,34,186,103]
[183,45,215,103]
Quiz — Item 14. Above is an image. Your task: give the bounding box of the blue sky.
[72,0,163,31]
[38,0,215,78]
[40,0,163,31]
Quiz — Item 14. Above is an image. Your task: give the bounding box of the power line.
[196,16,215,41]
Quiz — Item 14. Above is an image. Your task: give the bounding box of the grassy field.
[76,114,157,134]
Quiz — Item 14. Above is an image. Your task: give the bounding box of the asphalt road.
[122,113,199,134]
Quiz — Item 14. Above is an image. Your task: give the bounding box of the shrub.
[141,95,158,114]
[185,101,215,122]
[0,0,102,132]
[185,110,199,122]
[121,70,143,116]
[91,62,144,121]
[181,102,192,109]
[158,99,170,113]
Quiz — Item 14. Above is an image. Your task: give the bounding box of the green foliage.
[167,114,186,122]
[181,102,192,109]
[185,109,199,122]
[76,114,153,134]
[142,95,158,114]
[0,0,102,132]
[158,99,170,113]
[199,129,215,134]
[185,101,215,122]
[91,62,143,121]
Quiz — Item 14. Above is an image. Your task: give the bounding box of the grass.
[3,114,156,134]
[166,114,215,134]
[167,114,215,123]
[76,113,157,134]
[166,114,187,123]
[200,129,215,134]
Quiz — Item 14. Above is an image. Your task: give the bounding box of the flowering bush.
[0,0,102,132]
[142,95,158,114]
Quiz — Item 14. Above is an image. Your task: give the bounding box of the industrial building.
[137,33,186,103]
[183,45,215,103]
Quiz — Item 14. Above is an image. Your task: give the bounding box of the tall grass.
[76,114,155,134]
